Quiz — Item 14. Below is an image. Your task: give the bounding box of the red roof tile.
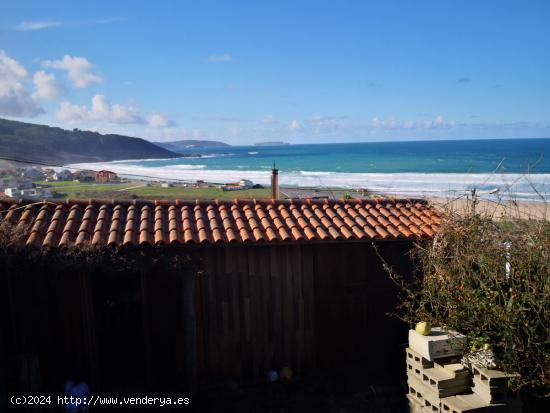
[0,198,441,248]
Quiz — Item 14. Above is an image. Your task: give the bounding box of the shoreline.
[280,187,550,220]
[66,161,550,204]
[425,196,550,220]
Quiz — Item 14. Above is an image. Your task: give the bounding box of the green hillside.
[0,118,178,166]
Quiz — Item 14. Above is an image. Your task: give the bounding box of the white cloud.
[57,94,176,128]
[57,94,144,124]
[371,117,399,130]
[371,116,455,130]
[57,101,88,121]
[147,113,176,128]
[14,18,125,31]
[307,116,342,133]
[43,55,103,88]
[289,120,302,131]
[15,21,62,31]
[32,70,59,100]
[0,50,44,117]
[262,115,276,124]
[207,54,233,63]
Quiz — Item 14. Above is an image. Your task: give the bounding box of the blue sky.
[1,0,549,144]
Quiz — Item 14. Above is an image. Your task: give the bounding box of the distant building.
[0,177,33,191]
[161,182,173,188]
[21,188,40,198]
[194,180,209,188]
[53,169,73,181]
[73,170,95,182]
[95,170,118,183]
[5,186,53,199]
[0,178,16,191]
[221,185,241,192]
[36,187,53,198]
[4,188,21,198]
[239,179,254,188]
[222,179,255,191]
[42,169,55,182]
[22,167,45,180]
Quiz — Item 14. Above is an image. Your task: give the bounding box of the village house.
[21,167,45,180]
[22,187,53,198]
[0,193,441,392]
[0,177,35,200]
[73,170,95,182]
[0,177,33,192]
[3,188,20,198]
[20,188,40,198]
[221,178,255,191]
[239,179,254,188]
[194,179,209,188]
[44,169,56,182]
[2,186,53,199]
[94,170,118,183]
[53,169,73,181]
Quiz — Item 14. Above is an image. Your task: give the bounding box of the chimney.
[271,162,279,200]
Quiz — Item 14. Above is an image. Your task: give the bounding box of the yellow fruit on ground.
[415,321,431,336]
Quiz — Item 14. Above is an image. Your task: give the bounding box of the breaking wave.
[66,161,550,202]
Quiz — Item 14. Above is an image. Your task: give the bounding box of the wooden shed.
[0,198,441,393]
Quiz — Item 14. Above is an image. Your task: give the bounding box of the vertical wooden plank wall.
[198,244,314,379]
[197,241,413,380]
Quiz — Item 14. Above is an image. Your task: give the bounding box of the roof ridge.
[0,197,429,208]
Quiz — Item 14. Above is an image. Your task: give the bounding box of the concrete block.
[471,365,516,389]
[409,328,466,361]
[471,376,522,413]
[408,372,441,411]
[408,394,426,413]
[407,363,469,397]
[436,361,468,374]
[407,347,435,369]
[418,365,469,397]
[408,361,423,380]
[471,377,507,404]
[441,393,507,413]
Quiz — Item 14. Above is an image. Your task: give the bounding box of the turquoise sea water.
[71,138,550,201]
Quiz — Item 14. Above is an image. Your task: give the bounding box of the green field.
[33,180,273,200]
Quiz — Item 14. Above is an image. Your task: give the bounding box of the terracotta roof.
[0,198,441,248]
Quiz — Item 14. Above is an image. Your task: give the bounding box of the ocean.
[70,138,550,201]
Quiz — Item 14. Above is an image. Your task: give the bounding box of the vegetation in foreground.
[387,197,550,393]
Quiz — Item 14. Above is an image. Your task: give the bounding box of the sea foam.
[67,161,550,201]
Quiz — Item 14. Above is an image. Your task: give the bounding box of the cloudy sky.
[1,0,549,144]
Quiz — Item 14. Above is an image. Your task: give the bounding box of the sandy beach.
[426,196,550,220]
[280,187,550,220]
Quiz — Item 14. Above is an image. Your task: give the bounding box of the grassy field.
[33,180,273,200]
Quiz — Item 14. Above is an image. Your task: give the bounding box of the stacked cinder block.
[406,328,521,413]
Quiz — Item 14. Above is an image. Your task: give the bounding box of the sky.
[1,0,549,145]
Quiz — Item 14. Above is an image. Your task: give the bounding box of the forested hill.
[0,118,178,165]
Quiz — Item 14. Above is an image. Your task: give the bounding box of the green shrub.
[387,203,550,392]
